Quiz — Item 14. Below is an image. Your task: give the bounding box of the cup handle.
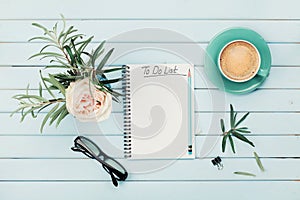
[256,68,269,77]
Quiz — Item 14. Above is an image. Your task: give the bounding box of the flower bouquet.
[11,16,122,132]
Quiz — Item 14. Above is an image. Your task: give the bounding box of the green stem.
[58,40,72,67]
[25,98,65,108]
[52,31,73,68]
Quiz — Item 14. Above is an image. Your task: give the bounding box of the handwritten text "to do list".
[142,65,186,78]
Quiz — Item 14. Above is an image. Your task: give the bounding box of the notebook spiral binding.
[122,65,132,158]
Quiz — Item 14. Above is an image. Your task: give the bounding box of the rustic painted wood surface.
[0,0,300,199]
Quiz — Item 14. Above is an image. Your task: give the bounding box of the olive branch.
[220,105,266,176]
[11,15,122,132]
[220,104,255,153]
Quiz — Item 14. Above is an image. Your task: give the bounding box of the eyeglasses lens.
[104,158,126,174]
[80,137,101,156]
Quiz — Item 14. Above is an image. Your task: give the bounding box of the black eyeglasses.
[71,136,128,187]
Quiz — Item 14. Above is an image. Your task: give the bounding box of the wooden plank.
[198,113,300,136]
[196,67,300,89]
[196,89,300,112]
[3,89,123,113]
[0,136,123,158]
[3,89,300,112]
[0,135,299,158]
[5,113,123,135]
[1,0,300,20]
[0,66,122,89]
[0,43,298,66]
[0,66,298,89]
[0,158,299,180]
[2,20,300,43]
[197,135,300,158]
[1,66,300,89]
[0,182,299,200]
[3,112,300,136]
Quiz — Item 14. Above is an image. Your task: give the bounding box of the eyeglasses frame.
[71,136,128,187]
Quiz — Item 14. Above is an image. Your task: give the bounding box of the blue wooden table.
[1,0,300,199]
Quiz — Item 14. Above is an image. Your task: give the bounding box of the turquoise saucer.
[204,27,272,94]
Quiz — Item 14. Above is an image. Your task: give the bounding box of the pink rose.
[65,78,112,122]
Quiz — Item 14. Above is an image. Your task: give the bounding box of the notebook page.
[126,64,195,159]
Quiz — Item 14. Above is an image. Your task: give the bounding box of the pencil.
[188,68,192,154]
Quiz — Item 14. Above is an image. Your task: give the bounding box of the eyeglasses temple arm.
[71,147,83,152]
[109,170,119,187]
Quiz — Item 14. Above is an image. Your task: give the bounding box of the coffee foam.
[219,41,260,81]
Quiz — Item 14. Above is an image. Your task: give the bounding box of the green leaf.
[28,36,56,43]
[50,58,70,67]
[38,83,43,97]
[235,128,251,134]
[32,23,48,32]
[44,65,74,69]
[40,70,55,98]
[53,22,58,35]
[222,134,228,152]
[236,127,248,130]
[53,74,81,81]
[31,109,38,118]
[220,119,225,132]
[78,36,94,53]
[10,107,25,117]
[230,104,234,128]
[232,131,255,147]
[62,26,75,43]
[47,74,66,96]
[105,86,122,95]
[104,88,123,102]
[37,103,52,114]
[63,33,84,45]
[101,67,124,73]
[235,112,250,127]
[63,45,75,65]
[97,48,114,72]
[233,112,237,125]
[112,95,120,103]
[233,171,256,177]
[254,152,265,172]
[20,107,38,122]
[99,78,122,85]
[24,84,37,104]
[40,103,60,133]
[56,105,69,127]
[60,14,66,32]
[49,103,65,125]
[29,52,64,60]
[32,23,54,38]
[228,135,235,153]
[39,44,60,53]
[93,49,105,68]
[12,94,47,102]
[91,41,105,68]
[58,15,66,42]
[39,55,65,61]
[70,39,83,65]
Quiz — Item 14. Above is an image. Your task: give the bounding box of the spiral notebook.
[123,64,195,159]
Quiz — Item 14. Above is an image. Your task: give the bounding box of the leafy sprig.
[11,15,122,132]
[220,104,255,153]
[11,74,67,133]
